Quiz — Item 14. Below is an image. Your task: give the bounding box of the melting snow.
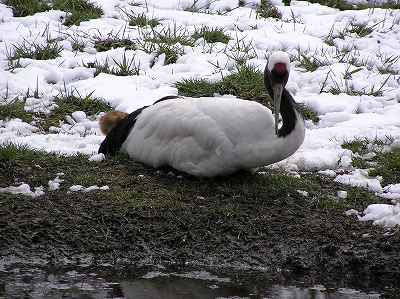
[360,204,400,227]
[0,183,44,198]
[48,175,64,191]
[69,185,109,192]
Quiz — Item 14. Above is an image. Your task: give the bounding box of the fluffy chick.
[99,111,129,135]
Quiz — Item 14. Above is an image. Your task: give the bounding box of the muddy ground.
[1,149,400,294]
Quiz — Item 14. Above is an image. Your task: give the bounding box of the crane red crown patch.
[274,63,287,75]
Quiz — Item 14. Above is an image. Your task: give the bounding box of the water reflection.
[121,276,247,299]
[0,265,383,299]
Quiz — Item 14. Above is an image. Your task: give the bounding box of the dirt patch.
[1,150,400,292]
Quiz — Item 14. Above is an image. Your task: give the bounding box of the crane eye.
[273,63,287,75]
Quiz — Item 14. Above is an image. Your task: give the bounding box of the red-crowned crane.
[99,51,305,177]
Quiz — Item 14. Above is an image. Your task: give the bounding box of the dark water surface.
[0,260,388,299]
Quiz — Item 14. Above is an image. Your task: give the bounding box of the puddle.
[0,264,386,298]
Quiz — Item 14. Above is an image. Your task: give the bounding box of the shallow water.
[0,264,385,299]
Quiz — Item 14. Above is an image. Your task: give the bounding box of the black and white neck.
[264,51,301,138]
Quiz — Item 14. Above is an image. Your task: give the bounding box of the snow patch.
[360,204,400,227]
[0,183,44,198]
[88,153,105,162]
[69,185,109,192]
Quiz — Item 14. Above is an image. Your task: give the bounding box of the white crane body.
[99,52,305,177]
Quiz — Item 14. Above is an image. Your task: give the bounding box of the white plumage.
[121,97,304,177]
[100,51,305,177]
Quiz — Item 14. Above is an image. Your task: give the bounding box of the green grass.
[0,143,383,214]
[297,104,320,123]
[342,138,370,155]
[192,26,230,44]
[156,43,184,65]
[41,89,112,129]
[348,23,373,37]
[84,53,141,76]
[128,12,160,28]
[53,0,103,26]
[369,148,400,186]
[295,52,330,72]
[9,40,63,61]
[315,184,378,211]
[146,24,195,47]
[175,79,217,97]
[376,54,399,75]
[176,65,319,122]
[0,144,91,187]
[5,0,50,16]
[177,65,266,101]
[342,137,395,171]
[256,0,282,19]
[306,0,355,10]
[0,90,112,130]
[71,39,86,52]
[94,38,136,52]
[0,99,32,123]
[307,0,400,9]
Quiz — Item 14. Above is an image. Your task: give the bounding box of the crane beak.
[273,83,283,135]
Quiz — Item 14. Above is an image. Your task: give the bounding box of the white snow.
[297,190,309,197]
[0,0,399,223]
[334,170,383,193]
[360,204,400,227]
[48,175,64,191]
[69,185,109,192]
[88,153,105,162]
[337,191,347,199]
[0,183,44,198]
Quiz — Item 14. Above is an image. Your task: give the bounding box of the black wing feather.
[98,95,180,156]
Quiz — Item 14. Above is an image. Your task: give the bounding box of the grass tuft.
[53,0,103,26]
[376,53,399,75]
[175,79,217,98]
[342,137,395,169]
[0,99,32,123]
[5,0,50,16]
[127,12,160,28]
[94,38,136,52]
[192,26,230,44]
[295,51,330,72]
[177,64,265,101]
[8,40,63,61]
[256,0,282,19]
[369,149,400,186]
[348,23,373,37]
[307,0,400,9]
[83,52,141,76]
[297,104,320,123]
[156,43,184,65]
[41,86,111,129]
[146,24,195,47]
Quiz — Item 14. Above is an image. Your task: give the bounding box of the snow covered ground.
[0,0,399,226]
